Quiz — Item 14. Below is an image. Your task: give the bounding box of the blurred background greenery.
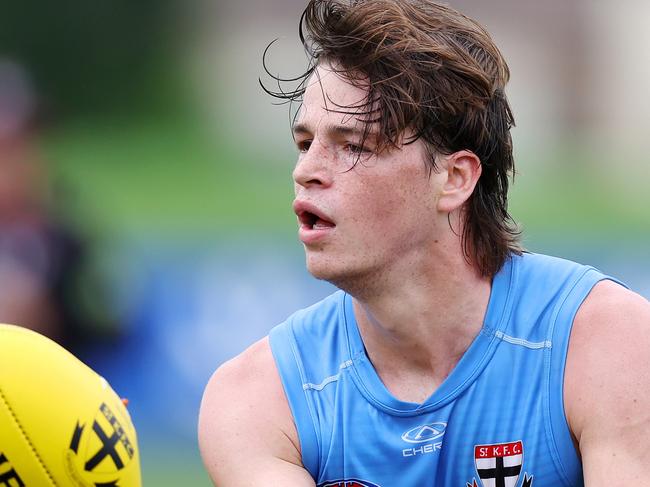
[1,0,648,484]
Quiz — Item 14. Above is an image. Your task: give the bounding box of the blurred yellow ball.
[0,324,141,486]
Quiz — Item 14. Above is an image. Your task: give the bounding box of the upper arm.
[198,337,316,486]
[565,280,650,485]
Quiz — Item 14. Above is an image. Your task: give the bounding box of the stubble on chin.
[305,253,381,299]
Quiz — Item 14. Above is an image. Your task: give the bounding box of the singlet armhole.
[269,322,321,478]
[545,270,623,486]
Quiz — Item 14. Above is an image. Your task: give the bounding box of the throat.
[371,350,462,404]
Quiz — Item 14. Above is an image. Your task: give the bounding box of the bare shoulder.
[565,279,650,483]
[566,280,650,426]
[198,337,314,486]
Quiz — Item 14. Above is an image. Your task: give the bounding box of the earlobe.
[436,151,482,213]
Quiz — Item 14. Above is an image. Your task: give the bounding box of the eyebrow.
[292,123,373,140]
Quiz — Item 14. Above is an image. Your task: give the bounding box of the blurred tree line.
[0,0,178,120]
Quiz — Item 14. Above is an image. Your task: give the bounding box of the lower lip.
[298,224,335,244]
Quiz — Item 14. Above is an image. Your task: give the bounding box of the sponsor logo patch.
[400,421,446,458]
[401,422,447,443]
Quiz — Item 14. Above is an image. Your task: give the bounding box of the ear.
[436,150,482,213]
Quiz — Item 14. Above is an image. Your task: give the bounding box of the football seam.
[0,387,59,487]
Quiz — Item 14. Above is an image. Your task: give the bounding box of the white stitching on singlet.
[302,359,354,391]
[495,330,552,349]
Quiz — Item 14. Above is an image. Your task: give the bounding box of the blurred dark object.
[0,59,116,349]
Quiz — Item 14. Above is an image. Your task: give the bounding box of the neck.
[349,242,493,403]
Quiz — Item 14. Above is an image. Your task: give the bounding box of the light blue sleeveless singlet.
[269,253,616,487]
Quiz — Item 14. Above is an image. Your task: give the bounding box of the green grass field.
[141,443,212,486]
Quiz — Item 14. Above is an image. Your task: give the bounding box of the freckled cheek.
[345,188,410,232]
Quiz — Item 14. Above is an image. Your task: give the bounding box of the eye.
[345,143,372,155]
[296,140,312,153]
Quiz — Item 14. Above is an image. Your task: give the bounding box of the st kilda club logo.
[466,441,533,487]
[65,402,135,487]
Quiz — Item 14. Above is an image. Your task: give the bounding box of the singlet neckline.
[341,255,518,416]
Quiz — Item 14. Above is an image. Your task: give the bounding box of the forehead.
[296,64,371,130]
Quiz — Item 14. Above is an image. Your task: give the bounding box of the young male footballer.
[198,1,650,485]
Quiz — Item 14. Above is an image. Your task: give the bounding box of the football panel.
[0,388,56,486]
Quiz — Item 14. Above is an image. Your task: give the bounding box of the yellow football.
[0,324,141,486]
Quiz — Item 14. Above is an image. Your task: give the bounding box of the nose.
[292,141,332,189]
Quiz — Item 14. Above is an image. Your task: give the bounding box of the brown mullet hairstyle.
[262,0,522,277]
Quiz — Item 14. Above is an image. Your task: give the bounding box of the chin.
[305,255,374,296]
[305,257,339,282]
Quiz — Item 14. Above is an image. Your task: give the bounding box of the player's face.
[292,64,447,290]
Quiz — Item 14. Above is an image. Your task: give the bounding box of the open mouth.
[293,201,336,232]
[298,210,336,230]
